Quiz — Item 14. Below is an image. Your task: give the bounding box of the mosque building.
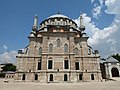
[15,13,102,82]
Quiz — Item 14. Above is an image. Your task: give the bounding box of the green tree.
[1,63,16,72]
[112,53,120,62]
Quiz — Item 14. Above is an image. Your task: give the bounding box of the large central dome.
[48,13,69,19]
[39,13,78,30]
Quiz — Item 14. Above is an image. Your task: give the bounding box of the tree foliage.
[111,53,120,62]
[1,63,16,72]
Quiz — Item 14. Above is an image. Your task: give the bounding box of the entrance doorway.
[111,68,119,77]
[35,74,38,80]
[50,74,53,81]
[22,74,25,80]
[64,74,68,81]
[91,74,94,80]
[79,74,82,80]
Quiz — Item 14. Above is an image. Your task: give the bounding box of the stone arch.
[111,67,119,77]
[73,48,79,54]
[64,57,68,59]
[48,57,53,59]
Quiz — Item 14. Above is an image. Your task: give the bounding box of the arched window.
[64,44,68,53]
[88,48,91,55]
[64,74,68,81]
[111,68,119,77]
[91,74,94,80]
[49,43,53,52]
[35,74,38,80]
[57,39,60,47]
[73,48,79,54]
[50,74,53,81]
[39,47,42,55]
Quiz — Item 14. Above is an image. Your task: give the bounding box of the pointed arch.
[73,48,79,54]
[49,43,53,52]
[88,48,91,55]
[57,38,61,47]
[64,44,68,53]
[39,47,42,55]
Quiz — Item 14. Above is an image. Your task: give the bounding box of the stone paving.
[0,78,120,90]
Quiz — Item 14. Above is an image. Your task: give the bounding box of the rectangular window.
[48,60,52,69]
[38,61,41,70]
[75,62,79,70]
[64,60,69,69]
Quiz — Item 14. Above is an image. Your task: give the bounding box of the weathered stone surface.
[15,13,102,82]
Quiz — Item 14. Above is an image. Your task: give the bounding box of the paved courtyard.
[0,79,120,90]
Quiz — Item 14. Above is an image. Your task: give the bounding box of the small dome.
[48,13,69,19]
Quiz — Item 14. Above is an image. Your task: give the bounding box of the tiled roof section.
[105,57,119,63]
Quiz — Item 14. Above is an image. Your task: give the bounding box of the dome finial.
[57,11,60,14]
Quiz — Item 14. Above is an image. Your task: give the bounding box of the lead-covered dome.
[39,13,78,30]
[48,13,69,19]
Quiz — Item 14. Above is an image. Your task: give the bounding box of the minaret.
[79,14,86,37]
[32,14,38,31]
[79,15,85,31]
[30,14,38,37]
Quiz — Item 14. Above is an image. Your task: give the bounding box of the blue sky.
[0,0,120,63]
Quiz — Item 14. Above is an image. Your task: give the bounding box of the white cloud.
[99,0,104,6]
[105,0,120,25]
[0,51,17,64]
[3,45,8,50]
[105,0,120,15]
[74,0,120,58]
[91,0,95,3]
[92,5,102,19]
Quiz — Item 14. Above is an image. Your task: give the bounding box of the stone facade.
[104,57,120,78]
[15,13,101,82]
